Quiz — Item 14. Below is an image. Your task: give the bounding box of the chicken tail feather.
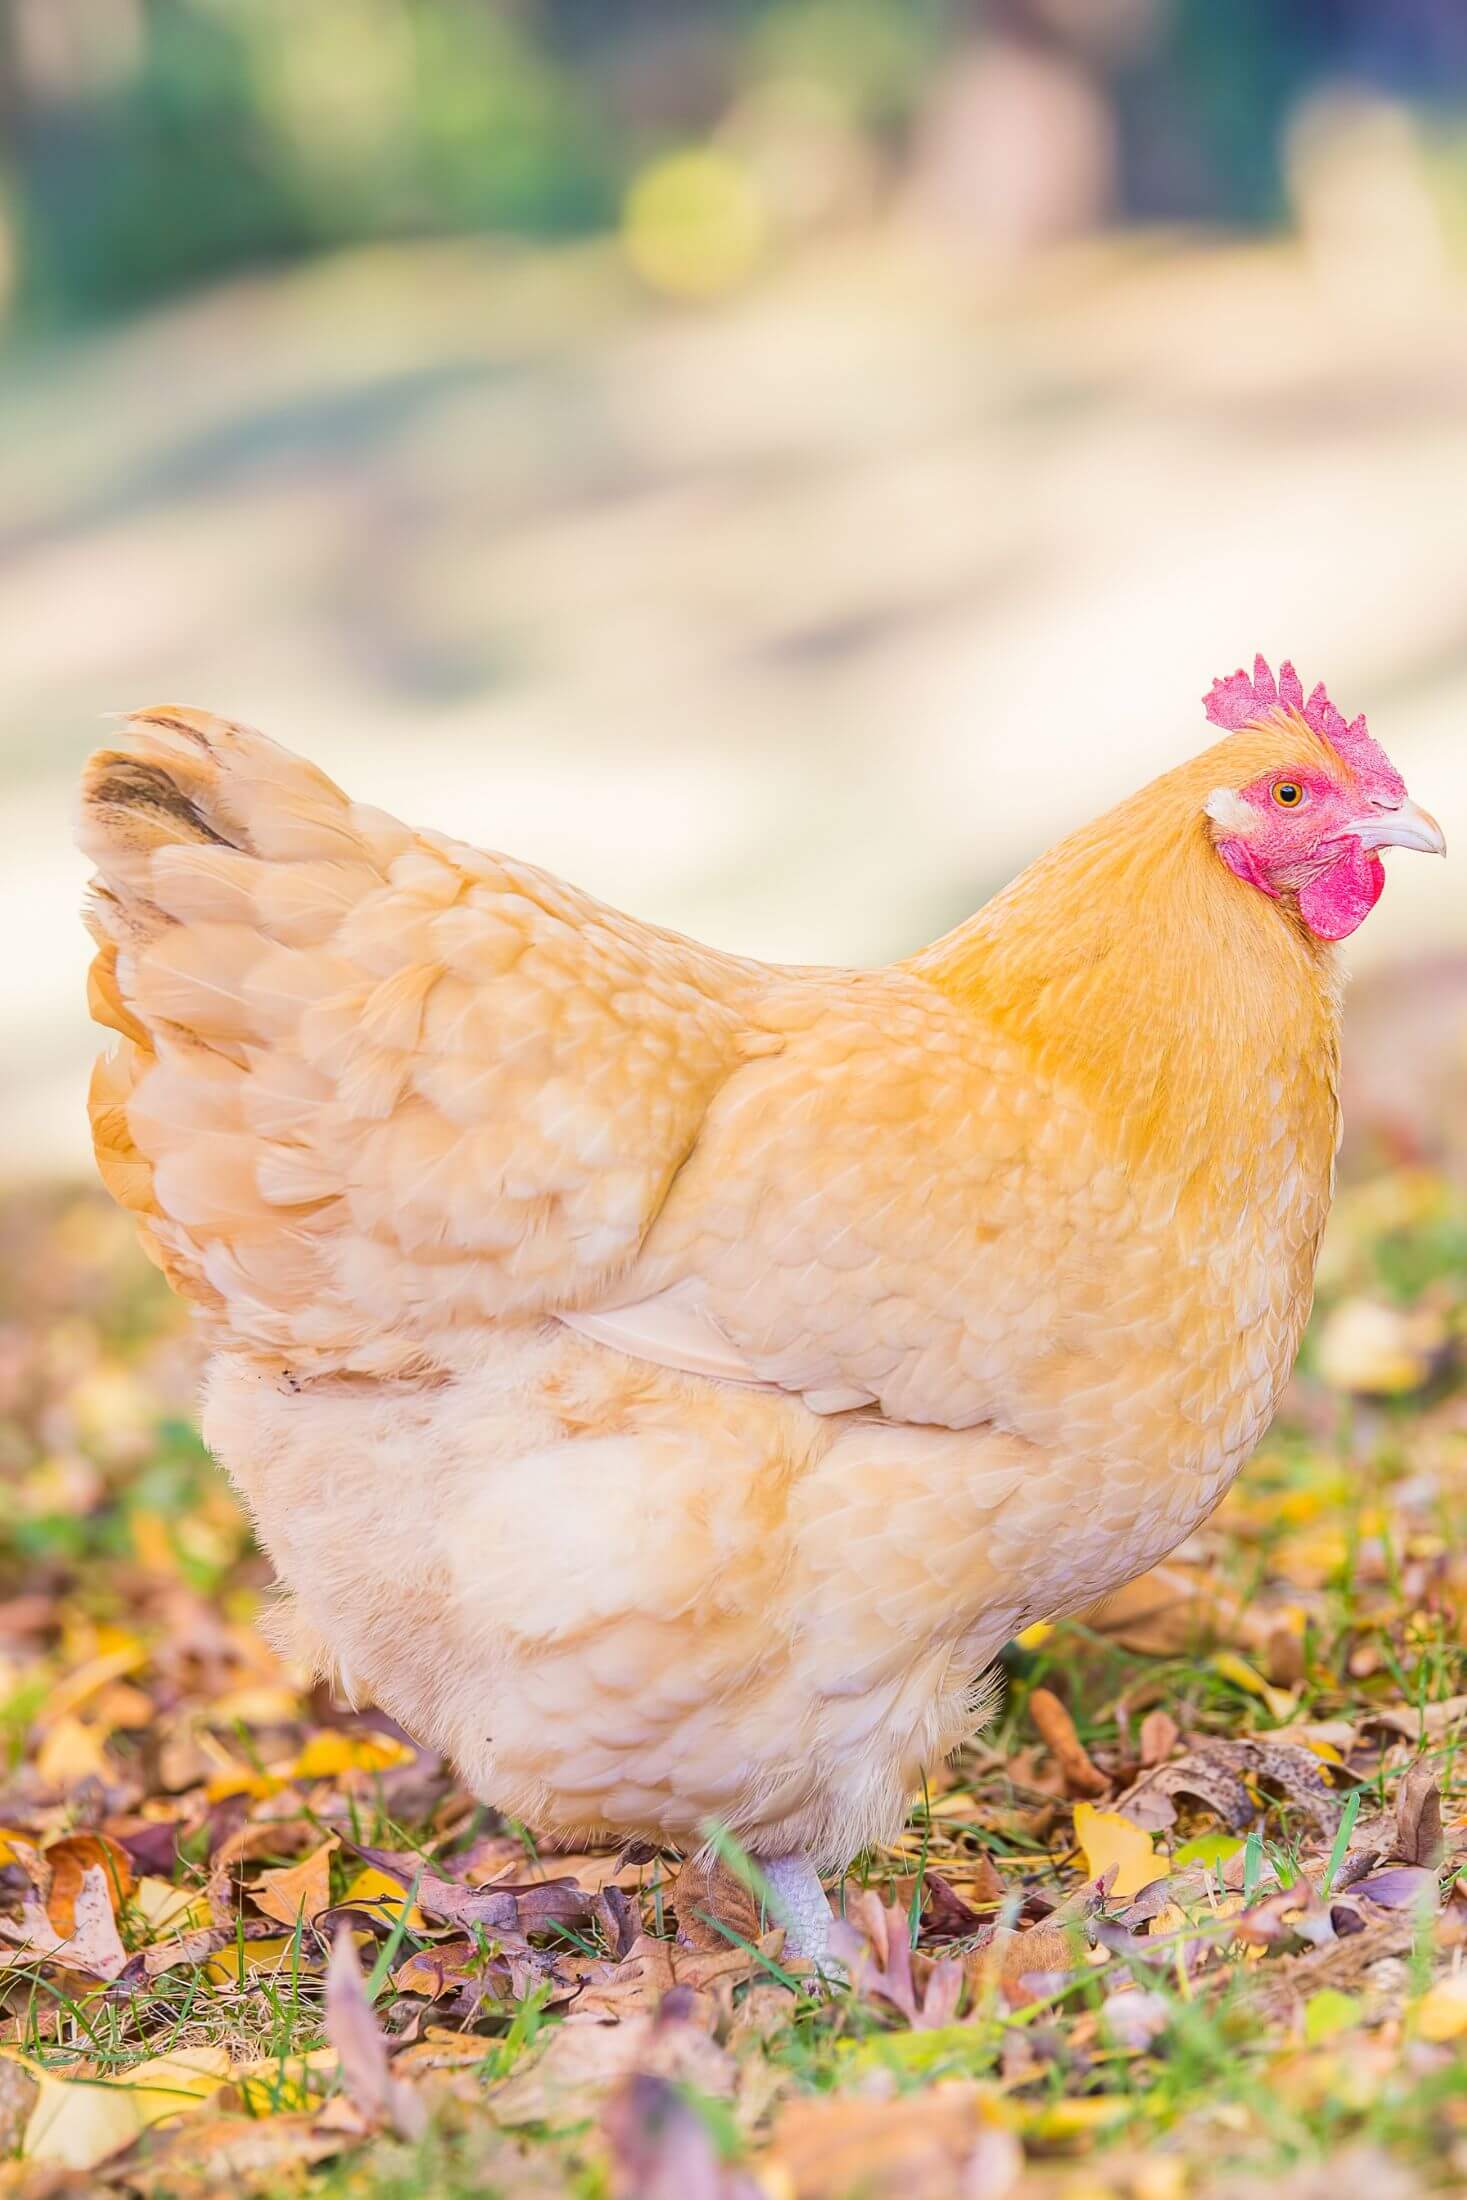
[77,707,404,1320]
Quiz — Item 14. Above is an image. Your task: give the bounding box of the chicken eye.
[1273,780,1305,809]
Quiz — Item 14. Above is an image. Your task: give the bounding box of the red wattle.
[1296,838,1384,942]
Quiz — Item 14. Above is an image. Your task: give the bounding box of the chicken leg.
[759,1853,835,1963]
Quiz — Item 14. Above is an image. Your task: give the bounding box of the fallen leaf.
[0,2057,39,2156]
[337,1864,428,1932]
[43,1833,135,1936]
[133,1875,211,1938]
[1139,1709,1180,1766]
[252,1836,338,1928]
[758,2087,1023,2200]
[604,2070,762,2200]
[21,2048,232,2171]
[1115,1738,1338,1837]
[1210,1650,1298,1724]
[0,1863,129,1980]
[93,2108,350,2188]
[672,1851,764,1952]
[34,1715,112,1788]
[1071,1803,1168,1900]
[324,1927,427,2141]
[1394,1762,1444,1869]
[829,1891,963,2027]
[970,1923,1079,2000]
[1415,1972,1467,2042]
[1352,1867,1439,1911]
[571,1931,777,2020]
[490,2010,736,2127]
[291,1732,414,1781]
[1314,1297,1447,1396]
[1029,1688,1111,1797]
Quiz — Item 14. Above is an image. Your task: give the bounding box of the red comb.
[1203,654,1405,803]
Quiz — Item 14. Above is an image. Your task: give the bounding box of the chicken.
[79,657,1442,1956]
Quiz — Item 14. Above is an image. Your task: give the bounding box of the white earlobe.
[1204,786,1254,835]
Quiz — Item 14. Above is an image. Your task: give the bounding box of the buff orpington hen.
[79,657,1443,1957]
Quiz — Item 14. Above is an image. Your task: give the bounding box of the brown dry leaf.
[1029,1688,1111,1797]
[489,2010,737,2127]
[758,2085,1023,2200]
[43,1834,135,1937]
[969,1921,1079,2000]
[1115,1738,1338,1837]
[324,1927,427,2142]
[1364,1695,1467,1744]
[1139,1709,1180,1767]
[1079,1560,1245,1656]
[343,1841,598,1941]
[1394,1762,1444,1868]
[0,1863,130,1981]
[33,1715,113,1789]
[94,2109,351,2193]
[209,1815,320,1876]
[571,1932,776,2021]
[671,1852,764,1952]
[486,1845,653,1897]
[393,1937,480,2001]
[828,1891,963,2028]
[252,1836,338,1928]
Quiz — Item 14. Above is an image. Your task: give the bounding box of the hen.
[79,657,1442,1956]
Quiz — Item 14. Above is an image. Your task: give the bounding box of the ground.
[0,1149,1461,2200]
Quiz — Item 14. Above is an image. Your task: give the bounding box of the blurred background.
[5,0,1467,1175]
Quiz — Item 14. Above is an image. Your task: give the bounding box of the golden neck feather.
[911,728,1345,1186]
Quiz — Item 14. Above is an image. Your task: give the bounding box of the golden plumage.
[79,704,1349,1885]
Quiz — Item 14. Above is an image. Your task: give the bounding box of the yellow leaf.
[235,2047,336,2116]
[204,1762,283,1803]
[1416,1973,1467,2043]
[291,1732,413,1780]
[1211,1651,1298,1724]
[1021,2095,1130,2142]
[22,2048,231,2170]
[207,1684,303,1728]
[34,1717,112,1788]
[253,1838,337,1928]
[112,2047,233,2123]
[21,2072,139,2171]
[340,1864,426,1930]
[35,1642,147,1728]
[1072,1804,1168,1900]
[133,1878,212,1938]
[129,1509,180,1577]
[204,1936,304,1987]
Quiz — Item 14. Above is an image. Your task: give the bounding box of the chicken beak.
[1352,798,1447,856]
